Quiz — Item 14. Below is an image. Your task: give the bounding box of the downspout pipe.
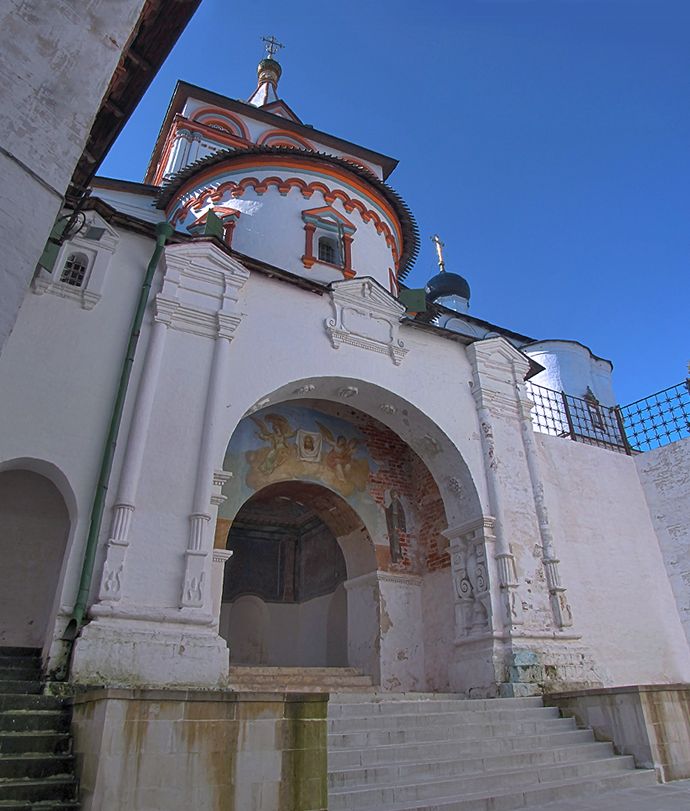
[64,220,174,645]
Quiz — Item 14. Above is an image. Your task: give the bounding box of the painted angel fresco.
[316,422,360,483]
[250,413,296,475]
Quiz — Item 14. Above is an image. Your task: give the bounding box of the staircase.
[0,646,78,810]
[328,693,658,811]
[228,665,373,692]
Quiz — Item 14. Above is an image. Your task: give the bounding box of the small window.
[318,236,339,265]
[60,253,88,287]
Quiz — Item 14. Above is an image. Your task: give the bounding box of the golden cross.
[261,35,284,59]
[431,234,446,273]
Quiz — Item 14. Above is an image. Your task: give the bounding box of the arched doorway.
[0,469,70,648]
[219,481,377,672]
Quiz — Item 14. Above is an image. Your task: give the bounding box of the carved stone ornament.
[293,383,316,395]
[325,278,408,365]
[338,386,358,399]
[379,403,397,415]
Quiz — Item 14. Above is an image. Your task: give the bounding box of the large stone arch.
[0,459,75,650]
[214,379,493,691]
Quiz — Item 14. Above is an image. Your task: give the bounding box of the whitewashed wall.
[635,437,690,646]
[0,0,148,354]
[536,432,690,685]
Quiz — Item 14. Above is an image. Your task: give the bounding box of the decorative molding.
[293,383,316,395]
[379,403,397,415]
[210,469,232,507]
[443,516,496,543]
[325,278,408,365]
[344,570,422,590]
[97,503,135,603]
[338,386,359,399]
[212,549,233,565]
[32,211,119,310]
[155,242,249,340]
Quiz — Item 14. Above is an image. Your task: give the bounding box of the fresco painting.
[221,405,379,522]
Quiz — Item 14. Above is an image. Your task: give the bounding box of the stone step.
[0,712,69,734]
[0,803,79,810]
[0,775,77,803]
[328,705,560,732]
[231,674,373,685]
[328,716,577,749]
[0,649,40,660]
[231,666,364,676]
[328,756,647,810]
[0,683,42,696]
[0,668,42,684]
[328,695,544,717]
[0,732,72,756]
[328,728,598,770]
[0,754,75,781]
[0,695,62,713]
[340,768,658,811]
[328,740,617,789]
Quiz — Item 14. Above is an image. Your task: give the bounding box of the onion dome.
[425,271,471,303]
[248,36,284,107]
[425,234,470,311]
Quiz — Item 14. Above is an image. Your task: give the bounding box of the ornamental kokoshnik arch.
[158,147,419,293]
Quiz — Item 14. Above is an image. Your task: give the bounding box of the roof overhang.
[144,80,399,184]
[67,0,202,203]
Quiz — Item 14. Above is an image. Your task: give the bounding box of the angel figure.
[316,421,360,482]
[250,413,296,475]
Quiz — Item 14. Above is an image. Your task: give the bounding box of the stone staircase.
[0,646,79,810]
[327,693,658,811]
[228,665,374,692]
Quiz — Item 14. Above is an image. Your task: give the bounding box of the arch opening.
[219,481,376,670]
[0,469,71,649]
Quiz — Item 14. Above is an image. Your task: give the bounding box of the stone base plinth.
[71,688,328,811]
[70,617,230,688]
[546,684,690,782]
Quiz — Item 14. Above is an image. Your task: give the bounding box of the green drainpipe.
[64,220,174,646]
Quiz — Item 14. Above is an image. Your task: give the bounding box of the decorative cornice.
[326,277,408,365]
[443,516,496,542]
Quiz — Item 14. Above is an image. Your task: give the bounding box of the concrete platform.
[522,778,690,810]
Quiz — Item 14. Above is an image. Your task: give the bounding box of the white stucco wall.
[635,437,690,647]
[524,340,615,405]
[536,433,690,686]
[0,228,162,654]
[0,0,148,354]
[220,590,347,667]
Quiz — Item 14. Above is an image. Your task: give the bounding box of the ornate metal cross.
[431,233,446,273]
[261,35,284,59]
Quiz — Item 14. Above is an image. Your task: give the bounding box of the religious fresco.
[221,404,379,522]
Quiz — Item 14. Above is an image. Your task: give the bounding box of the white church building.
[1,42,689,811]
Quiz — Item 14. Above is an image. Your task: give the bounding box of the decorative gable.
[325,277,408,365]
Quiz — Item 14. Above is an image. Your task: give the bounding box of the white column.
[97,313,170,604]
[180,324,233,609]
[518,389,573,628]
[211,549,233,633]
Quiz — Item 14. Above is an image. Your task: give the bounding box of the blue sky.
[100,0,690,404]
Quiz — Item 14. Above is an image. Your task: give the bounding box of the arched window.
[318,236,339,265]
[59,253,89,287]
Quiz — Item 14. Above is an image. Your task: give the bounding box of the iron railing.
[618,381,690,452]
[527,379,690,454]
[527,382,630,453]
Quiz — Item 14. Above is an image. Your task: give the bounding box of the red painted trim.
[256,128,314,150]
[168,159,402,268]
[301,222,316,268]
[190,106,250,140]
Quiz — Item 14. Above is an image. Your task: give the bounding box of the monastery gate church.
[0,39,689,811]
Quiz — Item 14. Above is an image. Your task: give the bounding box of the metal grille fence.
[618,381,690,452]
[527,379,690,454]
[526,382,629,453]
